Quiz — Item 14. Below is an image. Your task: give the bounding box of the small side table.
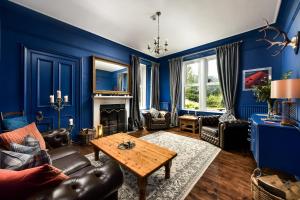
[179,115,199,134]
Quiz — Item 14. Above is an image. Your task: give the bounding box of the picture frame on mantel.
[92,56,131,95]
[242,67,272,91]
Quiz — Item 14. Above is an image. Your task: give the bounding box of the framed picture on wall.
[243,67,272,91]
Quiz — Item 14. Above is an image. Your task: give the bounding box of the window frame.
[181,55,224,112]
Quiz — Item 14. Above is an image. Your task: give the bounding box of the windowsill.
[181,109,225,114]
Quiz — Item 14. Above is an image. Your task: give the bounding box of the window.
[139,64,147,109]
[182,55,224,112]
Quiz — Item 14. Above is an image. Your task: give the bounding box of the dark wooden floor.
[72,128,256,200]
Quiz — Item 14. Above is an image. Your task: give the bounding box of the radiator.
[239,105,267,120]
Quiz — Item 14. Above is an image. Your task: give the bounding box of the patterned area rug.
[85,131,220,200]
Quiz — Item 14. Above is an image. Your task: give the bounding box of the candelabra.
[49,90,73,129]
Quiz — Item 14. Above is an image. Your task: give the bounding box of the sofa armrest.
[51,161,123,200]
[218,120,249,149]
[164,112,171,128]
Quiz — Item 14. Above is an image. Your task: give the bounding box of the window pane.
[184,86,199,110]
[185,63,198,85]
[206,58,224,111]
[139,64,147,109]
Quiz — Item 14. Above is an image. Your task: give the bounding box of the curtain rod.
[132,54,157,64]
[169,40,243,61]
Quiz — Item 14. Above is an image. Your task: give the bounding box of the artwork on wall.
[243,67,272,91]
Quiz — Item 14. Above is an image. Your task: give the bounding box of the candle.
[50,95,54,103]
[64,95,68,103]
[69,118,73,126]
[57,90,61,99]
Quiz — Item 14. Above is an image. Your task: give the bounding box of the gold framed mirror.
[92,56,131,95]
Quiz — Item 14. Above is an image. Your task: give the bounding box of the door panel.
[24,48,80,139]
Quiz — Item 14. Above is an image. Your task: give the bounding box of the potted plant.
[252,70,293,118]
[252,78,274,118]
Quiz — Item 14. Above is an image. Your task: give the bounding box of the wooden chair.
[0,111,25,132]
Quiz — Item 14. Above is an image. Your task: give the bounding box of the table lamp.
[271,79,300,126]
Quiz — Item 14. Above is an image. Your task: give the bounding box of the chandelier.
[147,11,168,56]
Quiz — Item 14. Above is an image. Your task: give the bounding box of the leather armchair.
[142,111,171,130]
[199,115,249,150]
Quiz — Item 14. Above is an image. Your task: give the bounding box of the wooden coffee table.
[90,133,177,200]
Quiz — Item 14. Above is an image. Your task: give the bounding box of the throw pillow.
[219,113,237,122]
[10,142,40,154]
[0,123,46,150]
[23,134,41,148]
[0,164,69,200]
[159,111,167,118]
[0,149,51,170]
[2,116,29,130]
[0,150,33,170]
[150,108,160,118]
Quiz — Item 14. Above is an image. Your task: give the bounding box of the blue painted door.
[24,48,80,139]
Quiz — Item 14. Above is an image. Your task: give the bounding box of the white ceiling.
[10,0,282,58]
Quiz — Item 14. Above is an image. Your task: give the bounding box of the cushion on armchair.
[150,108,160,118]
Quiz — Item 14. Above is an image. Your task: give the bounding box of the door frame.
[23,45,83,131]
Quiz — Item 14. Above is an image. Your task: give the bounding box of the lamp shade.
[271,79,300,99]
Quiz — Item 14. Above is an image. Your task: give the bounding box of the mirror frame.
[92,56,131,95]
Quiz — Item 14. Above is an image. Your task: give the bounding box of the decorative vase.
[267,99,274,119]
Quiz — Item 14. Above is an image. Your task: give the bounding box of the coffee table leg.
[165,161,172,179]
[94,147,99,161]
[138,177,147,200]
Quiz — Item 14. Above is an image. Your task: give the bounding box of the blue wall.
[96,70,114,90]
[158,25,283,118]
[0,1,157,131]
[277,0,300,120]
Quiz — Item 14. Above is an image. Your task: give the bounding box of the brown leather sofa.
[199,115,249,150]
[29,146,124,200]
[142,111,171,130]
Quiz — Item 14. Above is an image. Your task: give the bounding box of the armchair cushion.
[149,108,160,118]
[152,118,167,124]
[202,126,218,137]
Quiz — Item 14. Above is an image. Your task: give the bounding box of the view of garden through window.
[183,56,225,111]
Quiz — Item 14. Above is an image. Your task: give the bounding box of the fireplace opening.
[100,104,126,136]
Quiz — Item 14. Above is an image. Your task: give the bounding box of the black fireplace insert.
[100,104,126,136]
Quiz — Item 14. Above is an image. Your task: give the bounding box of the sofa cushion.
[0,123,46,150]
[10,142,40,154]
[48,146,78,161]
[0,149,51,170]
[52,152,91,175]
[152,118,166,124]
[0,164,68,200]
[202,126,219,137]
[2,116,29,130]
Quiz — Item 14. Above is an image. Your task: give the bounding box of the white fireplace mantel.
[93,95,133,128]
